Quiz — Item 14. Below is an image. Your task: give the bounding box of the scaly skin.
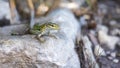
[30,22,60,42]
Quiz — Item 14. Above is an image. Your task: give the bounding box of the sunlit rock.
[0,8,80,68]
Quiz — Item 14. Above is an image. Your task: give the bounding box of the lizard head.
[47,23,60,30]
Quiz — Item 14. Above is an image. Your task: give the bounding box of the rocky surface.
[0,35,79,68]
[0,0,10,20]
[0,0,120,68]
[0,9,80,68]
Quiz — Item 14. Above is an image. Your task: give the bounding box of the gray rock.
[48,8,80,41]
[97,25,109,33]
[0,24,28,36]
[0,8,80,68]
[110,52,116,58]
[108,56,114,60]
[113,59,119,63]
[79,15,88,26]
[0,1,10,20]
[110,29,120,36]
[0,35,79,68]
[109,20,117,26]
[98,31,119,50]
[59,0,85,9]
[98,3,108,15]
[94,45,106,56]
[82,36,99,68]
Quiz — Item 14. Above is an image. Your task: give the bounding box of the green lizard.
[30,22,60,42]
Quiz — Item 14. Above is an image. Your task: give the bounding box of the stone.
[94,45,106,56]
[59,0,85,9]
[106,51,111,55]
[79,15,87,26]
[48,8,80,41]
[0,0,10,20]
[0,24,28,36]
[108,56,113,60]
[98,31,119,50]
[79,14,90,26]
[98,3,108,15]
[113,59,119,63]
[82,36,99,68]
[110,52,116,58]
[0,8,80,68]
[0,35,80,68]
[109,20,117,26]
[97,25,109,33]
[110,29,120,36]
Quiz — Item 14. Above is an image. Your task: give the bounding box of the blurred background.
[0,0,120,68]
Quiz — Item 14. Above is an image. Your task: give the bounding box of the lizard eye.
[50,24,55,27]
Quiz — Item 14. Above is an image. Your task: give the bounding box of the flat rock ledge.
[0,35,79,68]
[0,8,80,68]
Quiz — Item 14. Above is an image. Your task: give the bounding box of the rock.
[0,24,28,36]
[82,36,99,68]
[97,25,109,33]
[98,31,119,50]
[108,56,113,60]
[110,29,120,36]
[106,51,111,55]
[113,59,119,63]
[117,41,120,47]
[0,8,80,68]
[109,20,117,26]
[79,14,90,26]
[0,0,10,20]
[98,3,108,15]
[0,17,10,27]
[94,45,106,56]
[79,15,87,26]
[110,52,116,58]
[0,0,20,26]
[88,33,106,56]
[0,35,80,68]
[59,0,85,10]
[48,8,80,41]
[109,20,120,28]
[89,30,96,36]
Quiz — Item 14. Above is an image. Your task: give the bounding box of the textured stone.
[0,8,80,68]
[98,31,119,50]
[0,0,10,20]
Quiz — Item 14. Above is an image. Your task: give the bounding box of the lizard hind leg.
[37,34,46,43]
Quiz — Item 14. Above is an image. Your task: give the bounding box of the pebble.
[113,58,119,63]
[110,52,116,58]
[109,20,117,26]
[106,51,111,55]
[108,56,114,60]
[111,29,120,36]
[79,15,87,26]
[84,14,91,20]
[98,4,108,15]
[94,45,106,56]
[98,31,119,50]
[97,25,109,33]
